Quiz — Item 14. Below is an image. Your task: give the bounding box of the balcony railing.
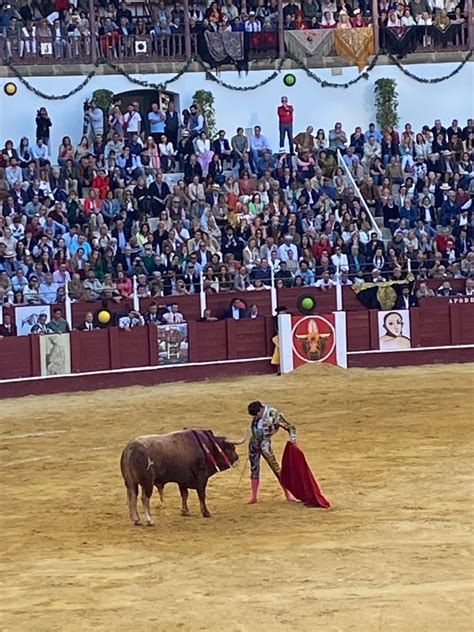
[379,23,470,56]
[0,0,472,68]
[0,33,196,65]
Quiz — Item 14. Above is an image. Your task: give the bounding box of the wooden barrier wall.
[0,317,275,381]
[0,286,473,384]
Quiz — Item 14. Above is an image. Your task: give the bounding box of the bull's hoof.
[181,510,190,517]
[202,511,211,518]
[146,520,155,527]
[133,519,142,526]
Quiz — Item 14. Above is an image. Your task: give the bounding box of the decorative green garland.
[5,50,472,100]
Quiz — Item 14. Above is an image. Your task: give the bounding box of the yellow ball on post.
[4,82,17,96]
[97,310,111,325]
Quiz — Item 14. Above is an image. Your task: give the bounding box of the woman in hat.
[247,400,297,504]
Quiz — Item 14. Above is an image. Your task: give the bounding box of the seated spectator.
[31,313,49,334]
[77,311,97,331]
[118,309,145,329]
[222,297,248,319]
[0,313,16,337]
[162,302,185,324]
[47,307,71,333]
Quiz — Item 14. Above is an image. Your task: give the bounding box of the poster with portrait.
[378,310,411,351]
[15,305,51,336]
[158,324,189,365]
[291,314,337,369]
[40,334,71,376]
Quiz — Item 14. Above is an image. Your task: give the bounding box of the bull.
[120,428,245,526]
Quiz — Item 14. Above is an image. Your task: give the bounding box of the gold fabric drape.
[334,27,375,71]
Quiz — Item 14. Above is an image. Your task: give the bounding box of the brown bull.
[120,429,245,526]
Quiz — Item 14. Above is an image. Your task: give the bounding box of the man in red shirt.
[277,96,294,154]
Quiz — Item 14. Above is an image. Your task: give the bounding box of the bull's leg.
[141,478,155,527]
[156,484,164,503]
[127,484,141,525]
[179,485,190,516]
[196,483,211,518]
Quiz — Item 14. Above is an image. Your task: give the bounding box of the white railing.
[336,149,382,239]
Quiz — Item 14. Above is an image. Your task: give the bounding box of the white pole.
[335,264,343,312]
[132,275,139,311]
[64,281,73,329]
[199,271,206,317]
[270,264,277,316]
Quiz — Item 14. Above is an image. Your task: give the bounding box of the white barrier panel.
[278,312,347,373]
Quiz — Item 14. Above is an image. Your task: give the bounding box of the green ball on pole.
[283,73,296,87]
[300,297,315,311]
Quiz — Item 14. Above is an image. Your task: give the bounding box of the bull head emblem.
[295,318,331,361]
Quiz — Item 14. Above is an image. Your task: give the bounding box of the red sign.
[291,314,337,368]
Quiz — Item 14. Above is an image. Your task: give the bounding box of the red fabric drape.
[281,442,330,508]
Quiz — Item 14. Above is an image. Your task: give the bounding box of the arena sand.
[0,364,472,632]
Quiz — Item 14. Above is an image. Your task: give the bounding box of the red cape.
[280,442,330,508]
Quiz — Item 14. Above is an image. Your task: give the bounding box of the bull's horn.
[229,431,248,445]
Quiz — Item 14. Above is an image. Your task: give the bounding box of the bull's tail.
[120,441,151,492]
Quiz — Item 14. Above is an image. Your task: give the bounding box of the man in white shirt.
[123,103,142,139]
[314,271,335,290]
[119,310,145,329]
[244,12,261,31]
[6,159,23,187]
[278,235,298,262]
[52,263,71,288]
[162,303,185,324]
[31,139,49,162]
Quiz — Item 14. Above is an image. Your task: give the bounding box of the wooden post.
[88,0,97,63]
[467,0,474,50]
[372,0,380,55]
[183,0,192,61]
[277,0,285,59]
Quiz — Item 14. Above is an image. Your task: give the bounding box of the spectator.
[47,307,71,333]
[277,96,294,154]
[162,302,185,324]
[31,313,49,334]
[223,297,248,319]
[77,311,97,331]
[0,313,16,337]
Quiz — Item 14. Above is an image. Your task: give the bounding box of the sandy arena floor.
[0,364,473,632]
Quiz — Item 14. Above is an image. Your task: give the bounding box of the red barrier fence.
[0,317,275,381]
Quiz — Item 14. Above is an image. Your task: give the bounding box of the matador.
[247,400,297,504]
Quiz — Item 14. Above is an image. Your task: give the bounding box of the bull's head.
[214,431,247,469]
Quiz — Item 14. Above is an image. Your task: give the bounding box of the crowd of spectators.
[2,0,470,61]
[382,0,467,30]
[0,0,378,61]
[0,92,473,336]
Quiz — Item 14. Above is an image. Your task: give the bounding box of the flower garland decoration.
[5,50,472,100]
